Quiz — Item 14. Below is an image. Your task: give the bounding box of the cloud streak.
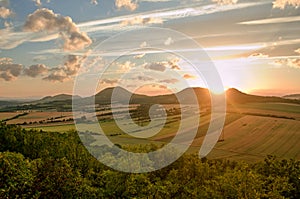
[238,16,300,25]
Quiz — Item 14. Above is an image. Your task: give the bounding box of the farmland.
[1,101,300,162]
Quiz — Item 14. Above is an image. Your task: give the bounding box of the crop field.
[4,102,299,162]
[0,112,19,120]
[228,103,300,120]
[206,115,300,161]
[5,111,73,125]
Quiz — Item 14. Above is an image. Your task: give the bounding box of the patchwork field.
[2,102,299,162]
[3,111,73,125]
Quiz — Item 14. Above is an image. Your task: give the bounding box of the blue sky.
[0,0,300,98]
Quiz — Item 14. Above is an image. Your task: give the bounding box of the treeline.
[0,123,299,198]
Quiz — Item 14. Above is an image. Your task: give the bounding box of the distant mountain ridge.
[32,94,81,104]
[283,94,300,100]
[1,87,300,111]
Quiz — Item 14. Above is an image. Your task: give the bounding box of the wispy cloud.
[212,0,238,5]
[238,16,300,25]
[120,17,163,26]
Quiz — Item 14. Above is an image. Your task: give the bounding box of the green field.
[12,102,300,162]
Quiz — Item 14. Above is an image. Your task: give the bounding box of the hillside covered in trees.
[0,123,299,198]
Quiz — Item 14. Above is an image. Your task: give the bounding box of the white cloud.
[273,0,300,9]
[164,37,174,46]
[115,0,138,11]
[295,48,300,54]
[33,0,42,7]
[91,0,98,5]
[0,6,12,18]
[134,53,145,59]
[23,8,92,51]
[140,41,148,48]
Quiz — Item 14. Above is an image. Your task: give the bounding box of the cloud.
[23,8,92,51]
[164,37,174,46]
[274,59,300,68]
[24,64,48,77]
[238,16,300,25]
[273,0,300,9]
[134,53,145,59]
[136,75,154,81]
[144,58,181,72]
[43,54,86,82]
[120,17,163,26]
[183,74,196,79]
[159,78,179,84]
[115,0,138,11]
[248,53,269,59]
[0,57,23,81]
[168,57,181,70]
[0,6,13,18]
[140,41,148,48]
[33,0,42,6]
[91,0,98,5]
[100,78,119,85]
[144,62,167,72]
[295,48,300,54]
[212,0,238,5]
[118,61,135,72]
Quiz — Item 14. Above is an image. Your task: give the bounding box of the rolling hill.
[1,87,300,111]
[283,94,300,100]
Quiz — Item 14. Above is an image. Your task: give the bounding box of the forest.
[0,122,299,198]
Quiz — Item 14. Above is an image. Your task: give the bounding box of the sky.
[0,0,299,98]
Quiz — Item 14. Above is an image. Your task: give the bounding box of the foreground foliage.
[0,123,299,198]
